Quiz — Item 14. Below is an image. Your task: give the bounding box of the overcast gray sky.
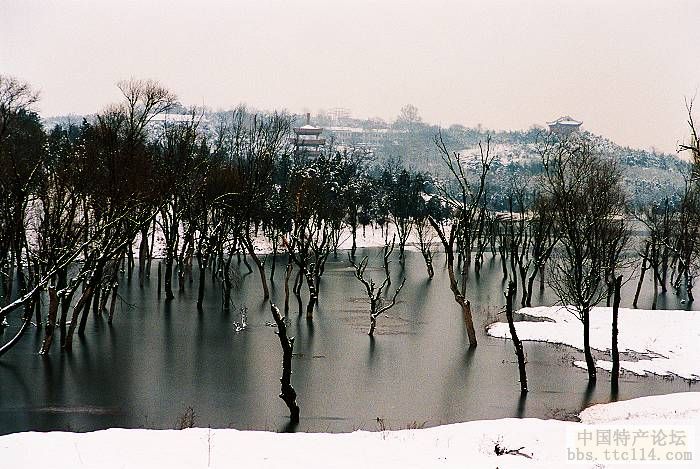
[2,0,699,152]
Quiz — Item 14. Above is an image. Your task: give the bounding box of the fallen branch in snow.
[494,441,533,459]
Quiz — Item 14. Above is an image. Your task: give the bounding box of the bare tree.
[0,75,39,146]
[349,255,406,336]
[672,99,700,303]
[415,216,436,279]
[428,130,495,346]
[634,200,672,309]
[522,193,558,306]
[504,281,527,394]
[540,134,629,383]
[270,302,299,423]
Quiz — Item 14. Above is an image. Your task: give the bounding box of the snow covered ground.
[488,306,700,381]
[139,223,431,259]
[1,393,698,468]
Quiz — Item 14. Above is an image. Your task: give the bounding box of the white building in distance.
[547,116,582,134]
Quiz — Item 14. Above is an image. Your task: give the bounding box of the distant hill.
[42,112,689,209]
[366,122,688,210]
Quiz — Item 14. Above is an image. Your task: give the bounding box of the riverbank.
[1,392,698,468]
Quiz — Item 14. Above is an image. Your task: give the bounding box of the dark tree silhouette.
[540,134,629,383]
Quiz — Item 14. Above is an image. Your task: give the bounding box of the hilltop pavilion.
[547,116,582,134]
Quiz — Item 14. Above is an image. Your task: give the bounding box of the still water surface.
[0,249,696,434]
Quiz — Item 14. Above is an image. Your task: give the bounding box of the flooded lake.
[0,248,697,435]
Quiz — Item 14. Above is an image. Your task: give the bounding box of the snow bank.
[2,393,698,468]
[487,306,700,380]
[580,392,700,425]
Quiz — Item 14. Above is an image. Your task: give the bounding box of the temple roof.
[547,115,582,126]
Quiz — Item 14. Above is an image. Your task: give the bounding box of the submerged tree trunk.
[64,284,94,351]
[685,271,694,303]
[304,269,317,320]
[196,252,206,311]
[633,242,649,308]
[164,254,175,300]
[383,235,395,286]
[77,286,96,335]
[244,236,269,300]
[222,253,234,314]
[127,243,134,280]
[59,283,78,344]
[429,219,477,346]
[351,224,357,259]
[139,226,149,287]
[422,251,434,279]
[270,303,299,423]
[269,240,278,282]
[0,298,35,358]
[611,275,622,391]
[505,281,527,393]
[157,262,162,298]
[147,217,156,275]
[525,269,537,307]
[582,307,596,383]
[107,281,119,324]
[652,269,659,310]
[39,286,60,355]
[293,269,303,315]
[284,262,293,315]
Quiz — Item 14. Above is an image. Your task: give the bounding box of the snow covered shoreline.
[136,224,430,260]
[2,393,698,468]
[487,306,700,381]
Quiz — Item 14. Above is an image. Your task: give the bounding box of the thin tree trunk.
[59,284,77,344]
[0,299,35,357]
[146,216,156,275]
[157,262,162,298]
[525,269,537,307]
[64,286,93,351]
[164,255,174,300]
[611,275,622,391]
[351,224,357,259]
[293,268,303,315]
[633,242,649,308]
[304,269,317,320]
[128,243,135,279]
[91,286,101,317]
[284,262,293,315]
[139,226,148,287]
[244,236,269,300]
[582,308,596,382]
[270,303,300,423]
[196,253,206,311]
[108,281,119,324]
[505,281,527,393]
[39,286,60,355]
[429,219,477,346]
[77,285,95,335]
[222,252,234,314]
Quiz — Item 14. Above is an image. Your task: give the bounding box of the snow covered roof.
[547,115,582,126]
[293,124,323,135]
